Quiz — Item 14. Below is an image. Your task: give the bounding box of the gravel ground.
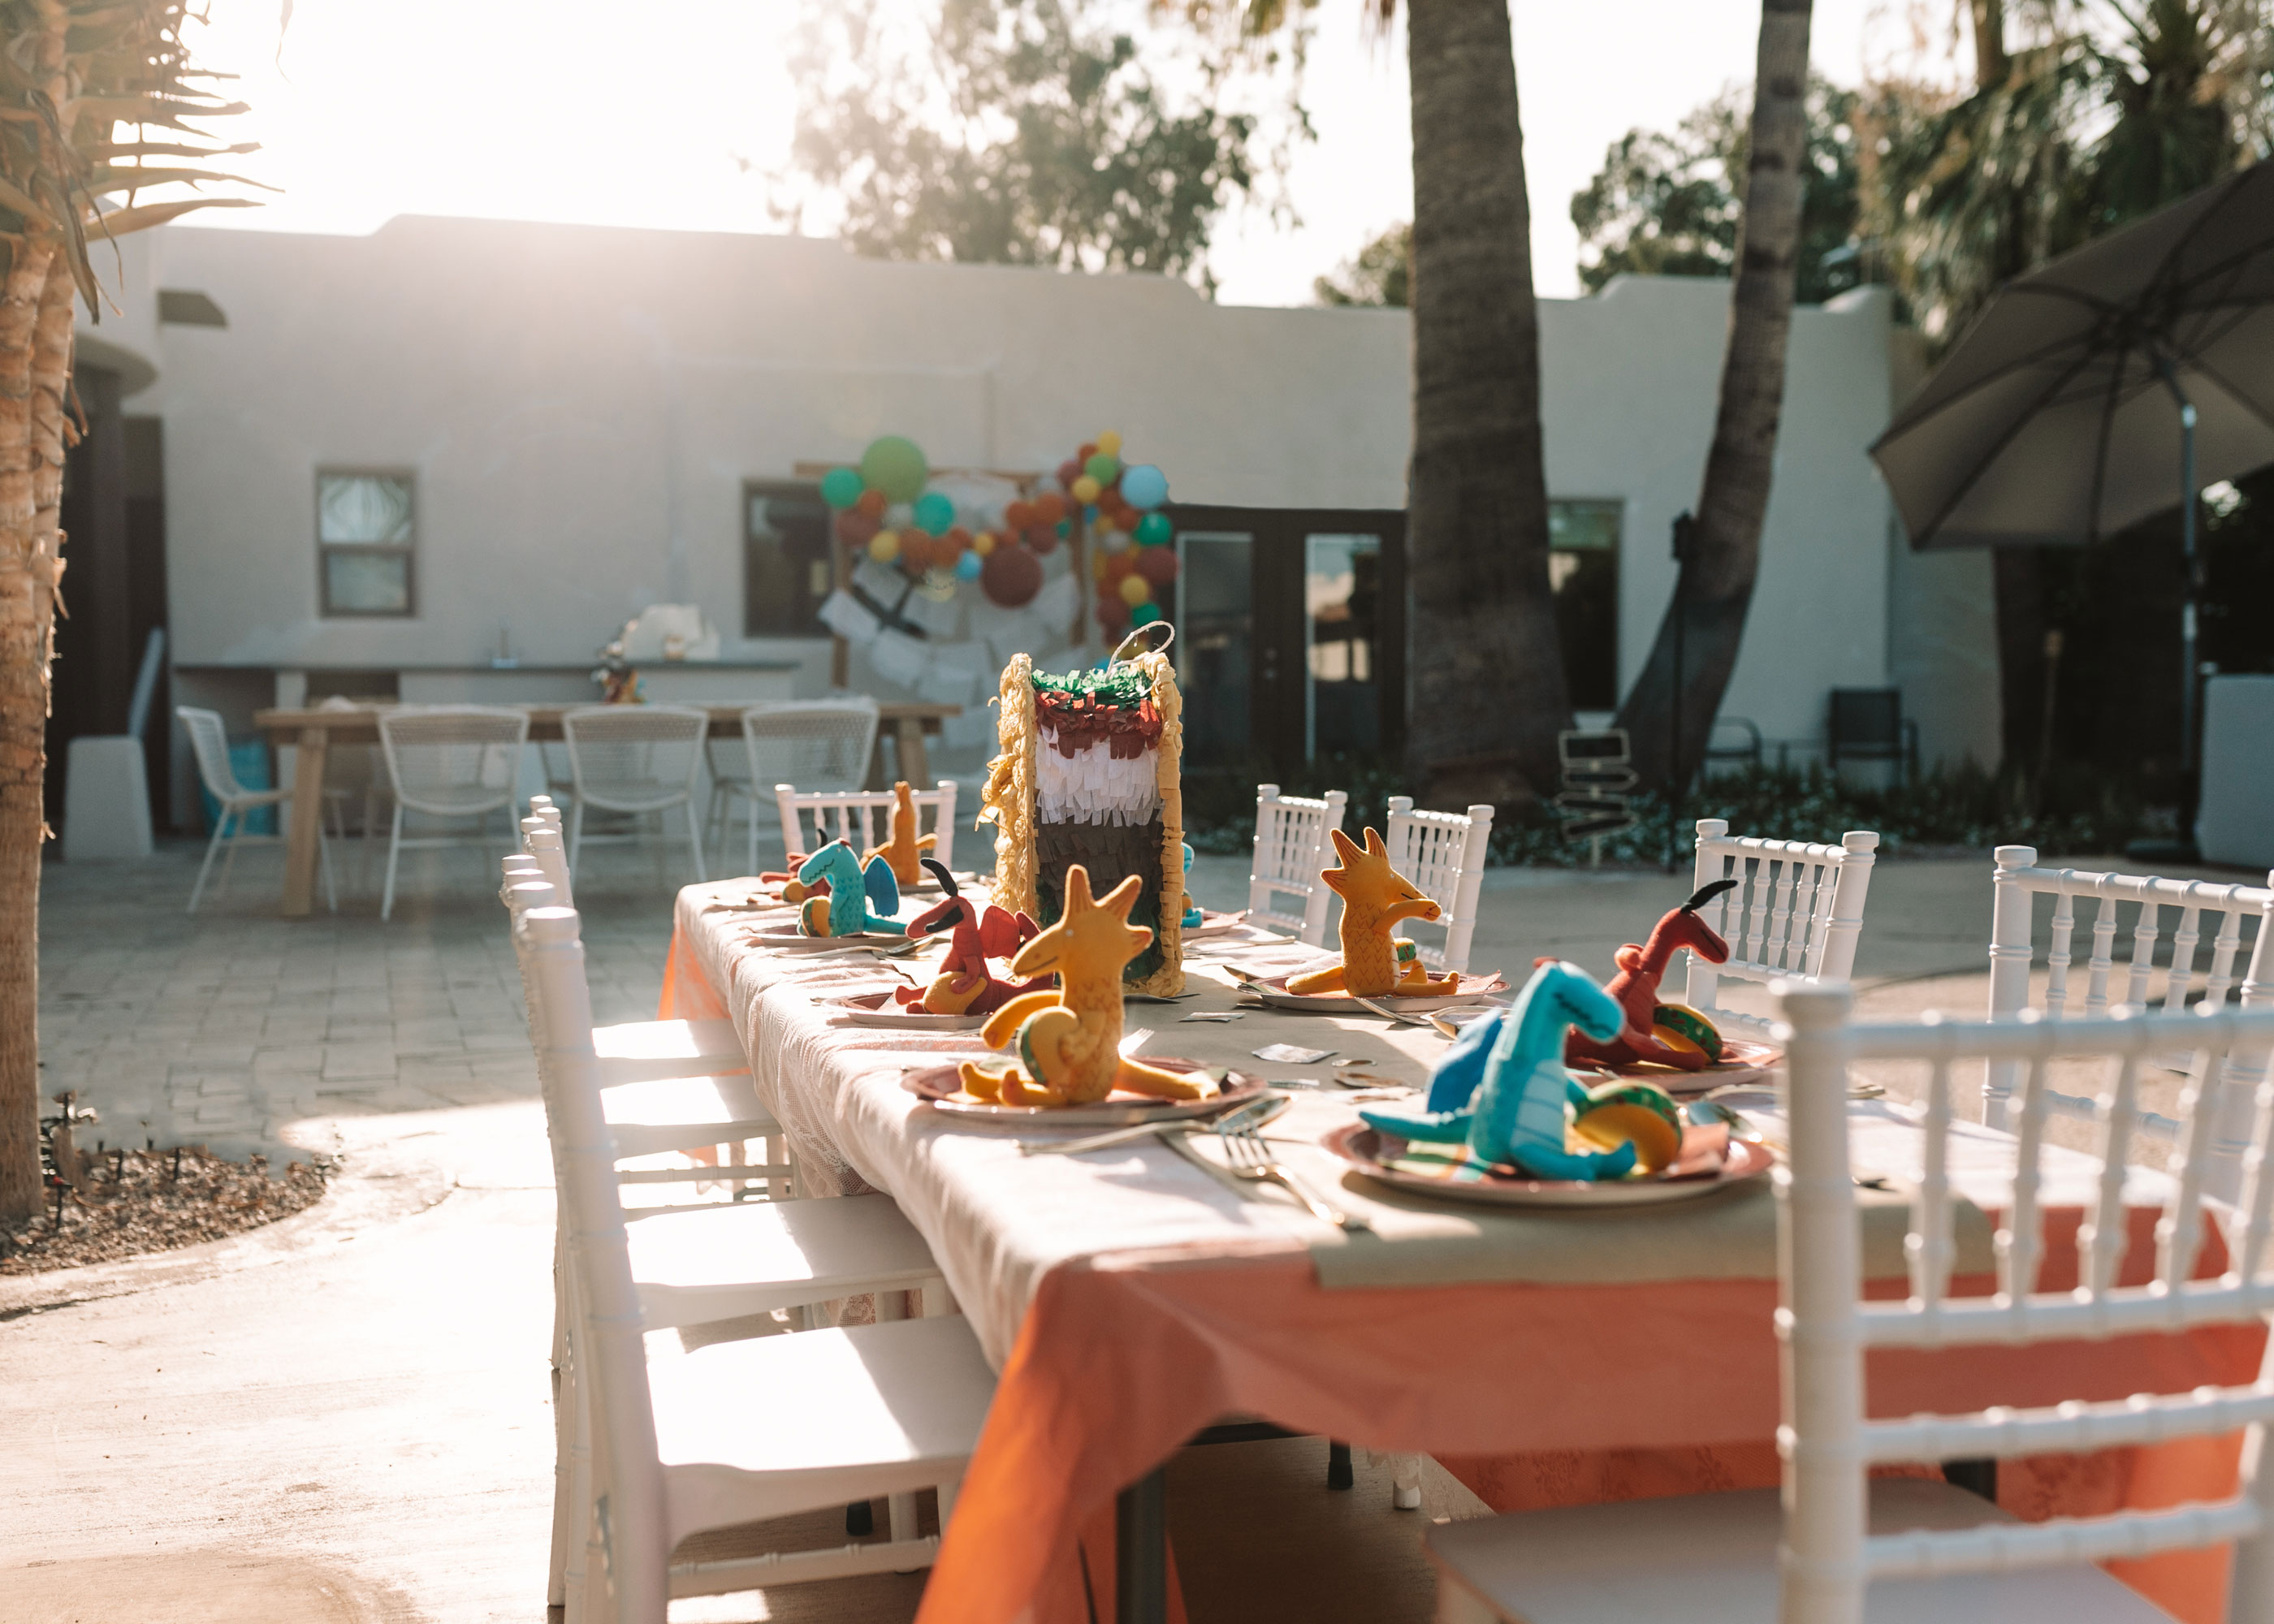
[0,1147,331,1275]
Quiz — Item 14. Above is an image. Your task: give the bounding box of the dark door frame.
[1165,503,1407,776]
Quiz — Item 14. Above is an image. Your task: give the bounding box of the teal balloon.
[1056,517,1072,538]
[1135,511,1173,546]
[1084,451,1122,484]
[1121,464,1169,509]
[953,549,984,581]
[1130,602,1162,627]
[820,466,864,509]
[859,436,929,503]
[913,490,956,536]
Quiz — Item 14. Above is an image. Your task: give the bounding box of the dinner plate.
[1179,909,1254,941]
[824,990,987,1032]
[904,1060,1269,1125]
[1324,1121,1772,1207]
[746,922,912,955]
[1239,972,1510,1015]
[1571,1039,1783,1097]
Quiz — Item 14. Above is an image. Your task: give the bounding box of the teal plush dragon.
[795,840,906,937]
[1360,959,1645,1181]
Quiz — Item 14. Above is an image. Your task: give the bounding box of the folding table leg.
[1117,1468,1168,1624]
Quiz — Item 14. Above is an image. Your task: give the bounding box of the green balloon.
[819,466,864,508]
[1135,511,1173,546]
[1130,602,1162,626]
[1084,451,1121,485]
[860,436,929,503]
[913,490,956,537]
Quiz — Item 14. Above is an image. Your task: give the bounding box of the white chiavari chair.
[1429,983,2274,1623]
[519,901,990,1622]
[776,780,958,874]
[1983,847,2274,1203]
[1247,784,1349,945]
[1384,797,1494,974]
[1683,818,1880,1039]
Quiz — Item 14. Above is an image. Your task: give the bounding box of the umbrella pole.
[2156,359,2203,817]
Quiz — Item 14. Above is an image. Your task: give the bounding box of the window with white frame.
[318,470,416,616]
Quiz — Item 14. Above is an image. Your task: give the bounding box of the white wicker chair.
[714,700,881,876]
[176,706,336,914]
[1247,784,1349,945]
[375,706,529,920]
[560,705,708,886]
[1982,846,2274,1202]
[1384,797,1494,974]
[777,780,958,875]
[517,900,992,1620]
[1428,983,2274,1624]
[1682,818,1880,1039]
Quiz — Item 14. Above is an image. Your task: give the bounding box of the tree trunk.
[1614,0,1814,791]
[1403,0,1568,804]
[1969,0,2010,88]
[0,239,56,1221]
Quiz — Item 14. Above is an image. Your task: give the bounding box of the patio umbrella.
[1869,163,2274,766]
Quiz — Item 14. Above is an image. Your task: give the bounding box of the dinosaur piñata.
[1562,879,1740,1073]
[1361,960,1680,1180]
[894,859,1049,1016]
[958,864,1213,1108]
[862,780,938,886]
[794,840,906,937]
[1285,827,1459,998]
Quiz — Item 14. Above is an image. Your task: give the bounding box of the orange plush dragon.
[1286,827,1460,998]
[958,864,1215,1108]
[862,780,937,887]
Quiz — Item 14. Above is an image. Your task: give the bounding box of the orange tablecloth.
[659,921,2265,1624]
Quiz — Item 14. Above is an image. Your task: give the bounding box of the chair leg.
[187,806,233,914]
[567,800,584,881]
[1387,1450,1424,1510]
[684,800,707,884]
[216,810,244,900]
[317,823,339,914]
[380,803,405,922]
[1327,1440,1354,1490]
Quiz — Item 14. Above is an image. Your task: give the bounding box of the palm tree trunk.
[1614,0,1814,790]
[1403,0,1568,802]
[0,239,56,1221]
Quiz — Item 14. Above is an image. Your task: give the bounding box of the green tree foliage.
[785,0,1265,287]
[1313,221,1410,306]
[1571,77,1865,304]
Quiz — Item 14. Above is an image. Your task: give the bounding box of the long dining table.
[251,700,959,917]
[660,875,2264,1624]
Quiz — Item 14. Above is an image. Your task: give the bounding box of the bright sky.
[177,0,1954,304]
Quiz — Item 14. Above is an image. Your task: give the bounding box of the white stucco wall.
[142,214,1930,760]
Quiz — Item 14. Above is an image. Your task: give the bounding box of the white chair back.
[1383,797,1494,973]
[778,780,958,873]
[1984,846,2274,1185]
[744,700,880,793]
[177,706,245,801]
[1683,818,1878,1036]
[378,706,530,818]
[518,904,673,1616]
[562,705,707,814]
[1247,784,1348,945]
[1775,982,2274,1622]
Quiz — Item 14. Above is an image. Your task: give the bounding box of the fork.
[1218,1119,1372,1232]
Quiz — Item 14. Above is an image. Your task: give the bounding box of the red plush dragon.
[1557,878,1740,1073]
[893,859,1050,1017]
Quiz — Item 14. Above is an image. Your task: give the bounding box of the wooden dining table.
[251,700,961,917]
[659,876,2263,1624]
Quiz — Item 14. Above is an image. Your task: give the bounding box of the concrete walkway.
[4,838,2248,1621]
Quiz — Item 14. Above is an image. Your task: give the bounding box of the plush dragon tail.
[1356,1104,1473,1143]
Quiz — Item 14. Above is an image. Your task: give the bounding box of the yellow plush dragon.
[958,864,1215,1108]
[1286,827,1461,998]
[862,780,937,886]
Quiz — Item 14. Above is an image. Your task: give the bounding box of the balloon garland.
[818,430,1173,627]
[1055,430,1174,639]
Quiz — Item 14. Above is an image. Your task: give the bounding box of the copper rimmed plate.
[905,1060,1269,1126]
[1571,1039,1783,1097]
[746,923,912,955]
[1324,1121,1772,1207]
[824,990,986,1032]
[1241,972,1509,1015]
[1180,909,1256,941]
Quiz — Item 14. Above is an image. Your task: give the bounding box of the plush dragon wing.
[863,855,901,916]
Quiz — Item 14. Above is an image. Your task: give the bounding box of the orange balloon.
[1034,492,1066,525]
[1005,500,1032,530]
[945,526,971,553]
[1105,551,1135,581]
[856,488,887,519]
[900,533,932,570]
